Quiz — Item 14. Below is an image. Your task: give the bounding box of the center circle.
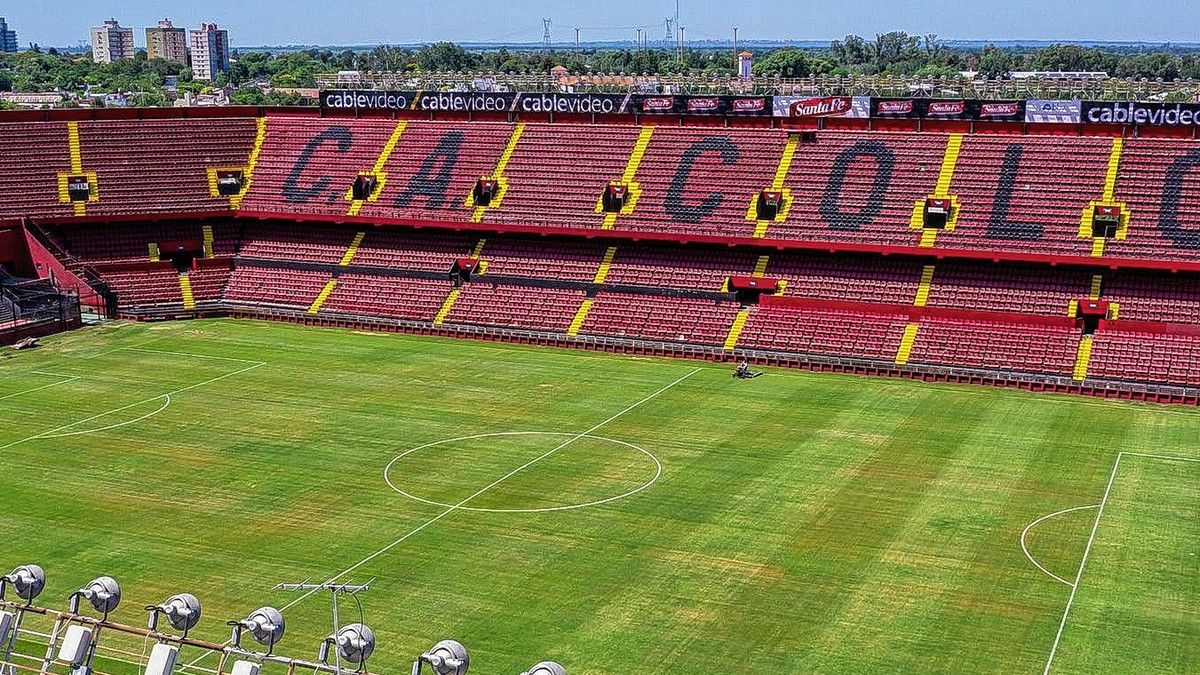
[383,431,662,513]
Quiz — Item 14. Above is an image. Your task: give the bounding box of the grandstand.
[2,103,1200,401]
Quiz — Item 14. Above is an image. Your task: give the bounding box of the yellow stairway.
[911,133,964,247]
[1079,137,1128,257]
[748,133,800,238]
[1073,336,1095,381]
[307,279,337,315]
[723,309,751,351]
[230,117,267,209]
[895,323,920,365]
[593,246,618,284]
[202,225,214,258]
[600,127,655,230]
[434,288,462,325]
[913,265,935,307]
[346,121,408,216]
[339,231,366,266]
[468,124,525,222]
[752,255,770,277]
[178,273,195,310]
[567,299,595,337]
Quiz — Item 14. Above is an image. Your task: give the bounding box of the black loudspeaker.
[352,174,378,200]
[601,183,630,213]
[66,175,91,202]
[922,197,953,229]
[473,177,499,206]
[216,170,244,196]
[756,190,783,220]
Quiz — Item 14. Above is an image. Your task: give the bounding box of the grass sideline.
[0,319,1197,674]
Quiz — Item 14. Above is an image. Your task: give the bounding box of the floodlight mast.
[275,580,372,674]
[0,578,359,675]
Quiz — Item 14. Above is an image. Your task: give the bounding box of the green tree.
[415,42,478,71]
[977,44,1016,78]
[754,48,814,77]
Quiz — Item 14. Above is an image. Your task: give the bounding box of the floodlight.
[227,607,285,654]
[411,639,468,675]
[1,564,45,604]
[69,576,121,619]
[146,593,202,637]
[319,623,375,669]
[521,662,567,675]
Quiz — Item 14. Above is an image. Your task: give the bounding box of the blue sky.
[2,0,1197,47]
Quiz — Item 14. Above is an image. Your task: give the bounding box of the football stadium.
[2,8,1200,675]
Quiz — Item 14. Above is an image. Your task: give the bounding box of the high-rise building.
[146,19,187,65]
[0,17,18,53]
[90,19,135,63]
[189,23,230,81]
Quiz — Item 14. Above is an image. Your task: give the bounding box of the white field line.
[41,395,173,439]
[1043,453,1122,674]
[0,360,265,452]
[0,373,80,401]
[1043,450,1200,673]
[182,366,702,671]
[1117,451,1200,464]
[282,366,700,608]
[1020,504,1100,587]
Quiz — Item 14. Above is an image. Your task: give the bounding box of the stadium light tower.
[1,565,46,672]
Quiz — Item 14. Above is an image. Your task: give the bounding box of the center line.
[283,366,701,611]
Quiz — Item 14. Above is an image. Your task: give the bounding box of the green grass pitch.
[0,319,1196,674]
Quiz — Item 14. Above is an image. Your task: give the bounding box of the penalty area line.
[0,373,81,401]
[1042,450,1199,673]
[0,360,265,452]
[1043,453,1121,674]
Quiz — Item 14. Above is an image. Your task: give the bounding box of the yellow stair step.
[1073,335,1095,381]
[723,309,750,351]
[178,273,195,310]
[307,279,337,315]
[339,231,366,266]
[895,323,920,365]
[593,247,618,285]
[434,288,462,325]
[567,298,595,336]
[913,265,935,307]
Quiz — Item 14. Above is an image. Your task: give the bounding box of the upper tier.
[4,115,1200,265]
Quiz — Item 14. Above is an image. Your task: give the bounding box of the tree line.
[1,33,1199,108]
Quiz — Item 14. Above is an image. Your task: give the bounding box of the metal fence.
[0,274,82,339]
